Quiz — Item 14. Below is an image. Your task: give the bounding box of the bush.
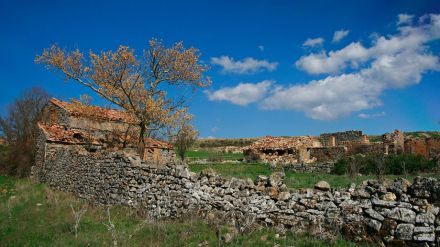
[332,153,437,176]
[332,158,349,175]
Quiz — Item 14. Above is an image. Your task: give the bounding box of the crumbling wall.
[320,130,367,147]
[405,138,440,160]
[31,144,440,246]
[309,146,346,163]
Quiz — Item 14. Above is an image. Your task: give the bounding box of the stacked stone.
[31,144,440,246]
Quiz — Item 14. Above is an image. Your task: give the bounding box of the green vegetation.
[405,131,440,139]
[332,154,437,176]
[189,163,426,189]
[194,138,256,148]
[186,149,244,161]
[0,176,372,246]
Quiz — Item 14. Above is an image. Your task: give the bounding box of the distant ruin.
[243,130,440,171]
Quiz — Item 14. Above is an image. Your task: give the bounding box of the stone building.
[243,135,345,165]
[33,98,175,173]
[405,137,440,160]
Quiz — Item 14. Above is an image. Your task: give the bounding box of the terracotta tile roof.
[38,122,173,149]
[144,137,174,149]
[244,136,321,150]
[38,122,100,145]
[50,98,138,124]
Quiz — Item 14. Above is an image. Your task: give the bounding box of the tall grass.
[0,176,374,246]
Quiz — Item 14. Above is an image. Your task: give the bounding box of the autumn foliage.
[35,39,211,146]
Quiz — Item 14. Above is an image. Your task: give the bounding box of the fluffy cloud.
[265,14,440,120]
[295,42,369,74]
[205,80,273,106]
[358,111,386,119]
[207,14,440,120]
[332,30,349,43]
[397,13,414,25]
[211,56,278,74]
[303,37,324,47]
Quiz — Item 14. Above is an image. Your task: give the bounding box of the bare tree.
[371,152,386,181]
[0,87,50,177]
[35,39,210,154]
[174,114,198,161]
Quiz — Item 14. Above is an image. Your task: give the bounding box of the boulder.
[385,207,416,223]
[381,192,397,201]
[314,181,330,191]
[395,224,414,240]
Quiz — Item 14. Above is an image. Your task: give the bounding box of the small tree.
[174,114,198,161]
[35,39,211,153]
[0,87,50,177]
[347,154,363,181]
[371,152,386,181]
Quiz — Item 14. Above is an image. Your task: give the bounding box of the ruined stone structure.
[242,136,324,165]
[34,98,175,167]
[383,130,405,155]
[31,143,440,246]
[244,130,440,171]
[405,138,440,161]
[243,131,368,169]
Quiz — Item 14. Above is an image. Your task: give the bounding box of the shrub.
[332,158,349,175]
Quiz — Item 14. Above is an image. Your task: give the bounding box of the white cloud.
[397,13,414,25]
[332,30,350,43]
[265,14,440,120]
[258,45,264,51]
[206,80,273,106]
[211,56,278,74]
[296,42,369,74]
[207,14,440,120]
[261,74,383,120]
[303,37,324,47]
[358,111,386,119]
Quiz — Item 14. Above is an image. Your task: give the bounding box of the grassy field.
[186,149,244,161]
[0,175,374,246]
[189,163,432,189]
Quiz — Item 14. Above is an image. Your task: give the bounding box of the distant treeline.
[194,138,258,148]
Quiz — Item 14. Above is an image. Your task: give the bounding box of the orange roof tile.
[50,98,138,124]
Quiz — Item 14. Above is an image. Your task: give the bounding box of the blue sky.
[1,0,439,138]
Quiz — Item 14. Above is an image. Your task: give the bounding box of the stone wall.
[31,144,440,246]
[320,130,366,147]
[405,138,440,160]
[309,146,346,163]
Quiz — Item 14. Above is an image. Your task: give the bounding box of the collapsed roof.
[50,98,138,124]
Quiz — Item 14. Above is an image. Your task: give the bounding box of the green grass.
[189,163,433,189]
[0,176,374,246]
[186,149,244,161]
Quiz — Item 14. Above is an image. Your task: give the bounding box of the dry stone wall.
[32,144,440,246]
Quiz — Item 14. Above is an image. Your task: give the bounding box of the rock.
[372,198,397,208]
[314,181,330,191]
[175,165,191,178]
[414,226,434,234]
[413,233,435,242]
[269,172,285,187]
[365,218,382,232]
[390,178,411,196]
[365,208,384,221]
[277,191,291,201]
[416,212,435,224]
[381,192,397,201]
[395,224,414,240]
[385,208,416,223]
